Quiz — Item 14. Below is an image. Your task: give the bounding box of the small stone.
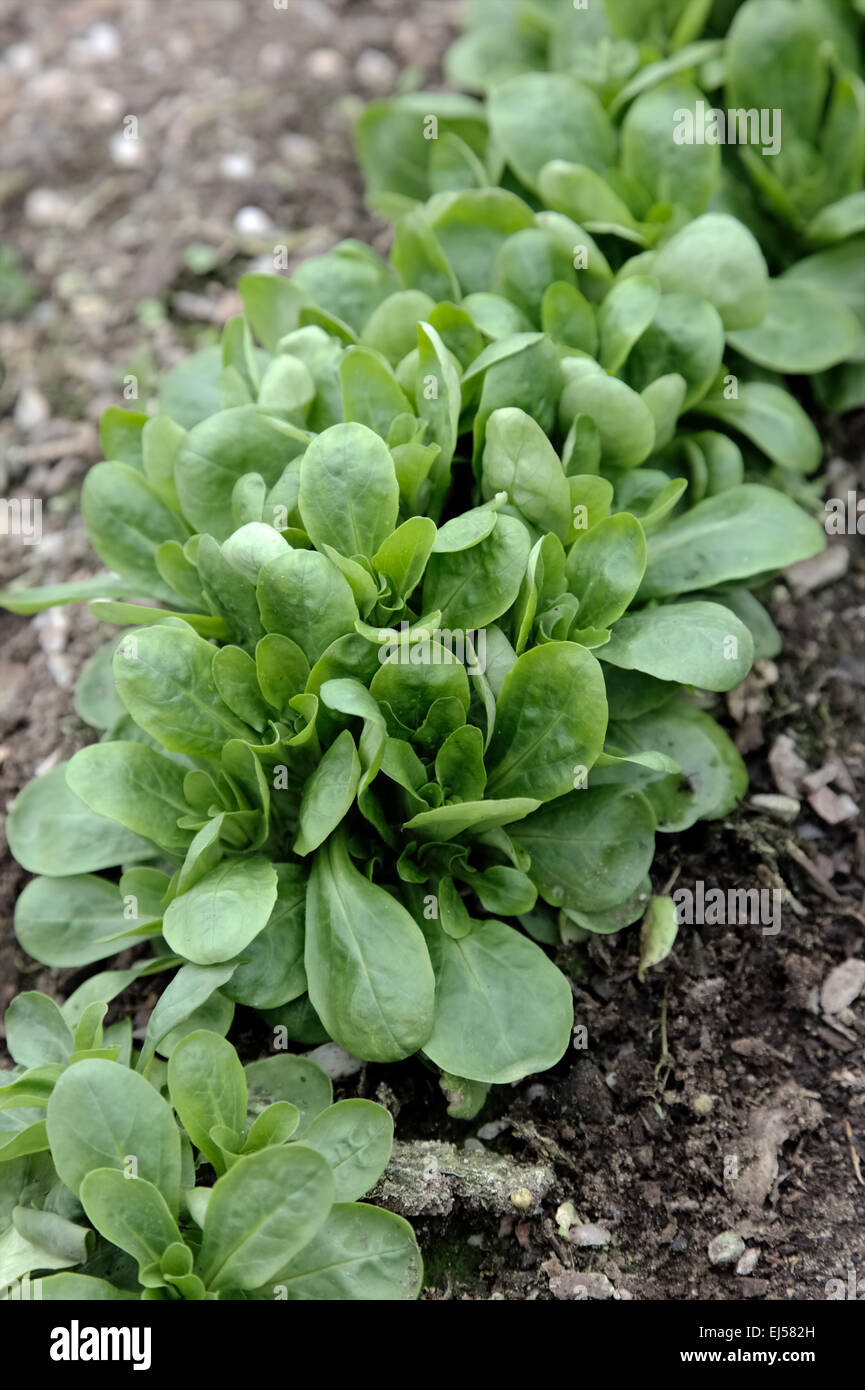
[736,1248,760,1276]
[4,42,39,72]
[748,793,800,823]
[785,546,849,593]
[233,205,273,238]
[708,1231,746,1267]
[476,1119,508,1141]
[509,1187,533,1210]
[220,151,255,181]
[305,1042,363,1079]
[808,785,859,826]
[570,1222,611,1248]
[691,1092,715,1117]
[25,188,74,228]
[109,131,145,168]
[306,48,346,82]
[13,386,49,432]
[768,733,809,798]
[69,22,121,64]
[820,959,865,1016]
[356,48,398,91]
[279,133,318,170]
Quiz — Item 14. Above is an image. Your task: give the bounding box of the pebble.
[305,1042,363,1079]
[736,1248,760,1276]
[109,131,145,168]
[69,23,121,65]
[570,1222,611,1248]
[820,958,865,1016]
[279,133,319,171]
[13,386,50,432]
[220,151,255,181]
[4,42,39,72]
[691,1092,715,1117]
[306,48,346,82]
[25,188,75,228]
[476,1119,509,1141]
[708,1231,746,1267]
[356,48,398,91]
[233,205,273,238]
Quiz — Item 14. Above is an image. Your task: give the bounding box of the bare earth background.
[1,0,864,1302]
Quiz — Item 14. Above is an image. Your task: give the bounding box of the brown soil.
[1,0,863,1304]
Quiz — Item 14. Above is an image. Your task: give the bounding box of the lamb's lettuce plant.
[358,0,864,410]
[1,294,824,1095]
[0,0,836,1109]
[0,997,420,1300]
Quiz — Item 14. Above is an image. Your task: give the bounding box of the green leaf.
[175,405,298,541]
[222,862,308,1010]
[79,1169,181,1278]
[139,962,236,1067]
[275,1203,422,1300]
[373,517,437,600]
[163,858,278,966]
[511,786,656,913]
[294,730,362,856]
[167,1031,247,1175]
[420,917,573,1084]
[486,642,607,801]
[626,292,725,410]
[66,742,194,855]
[638,896,679,981]
[157,346,223,430]
[482,408,571,540]
[244,1056,332,1138]
[727,279,862,374]
[257,550,359,664]
[46,1060,182,1213]
[403,797,540,842]
[566,514,647,629]
[35,1273,138,1301]
[301,1099,393,1202]
[299,422,400,559]
[621,82,720,215]
[7,764,154,877]
[641,484,826,598]
[81,463,189,603]
[422,513,531,628]
[488,72,615,191]
[73,638,127,731]
[435,724,487,802]
[600,601,753,691]
[0,575,139,616]
[305,835,435,1063]
[198,1145,334,1293]
[651,213,768,329]
[598,276,661,375]
[610,697,747,830]
[113,622,258,759]
[5,993,74,1069]
[559,371,656,469]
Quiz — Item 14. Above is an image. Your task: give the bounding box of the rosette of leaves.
[4,367,823,1093]
[0,999,419,1301]
[357,0,864,408]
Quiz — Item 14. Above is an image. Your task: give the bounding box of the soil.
[1,0,864,1304]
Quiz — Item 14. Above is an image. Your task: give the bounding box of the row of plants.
[0,0,860,1299]
[0,995,419,1299]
